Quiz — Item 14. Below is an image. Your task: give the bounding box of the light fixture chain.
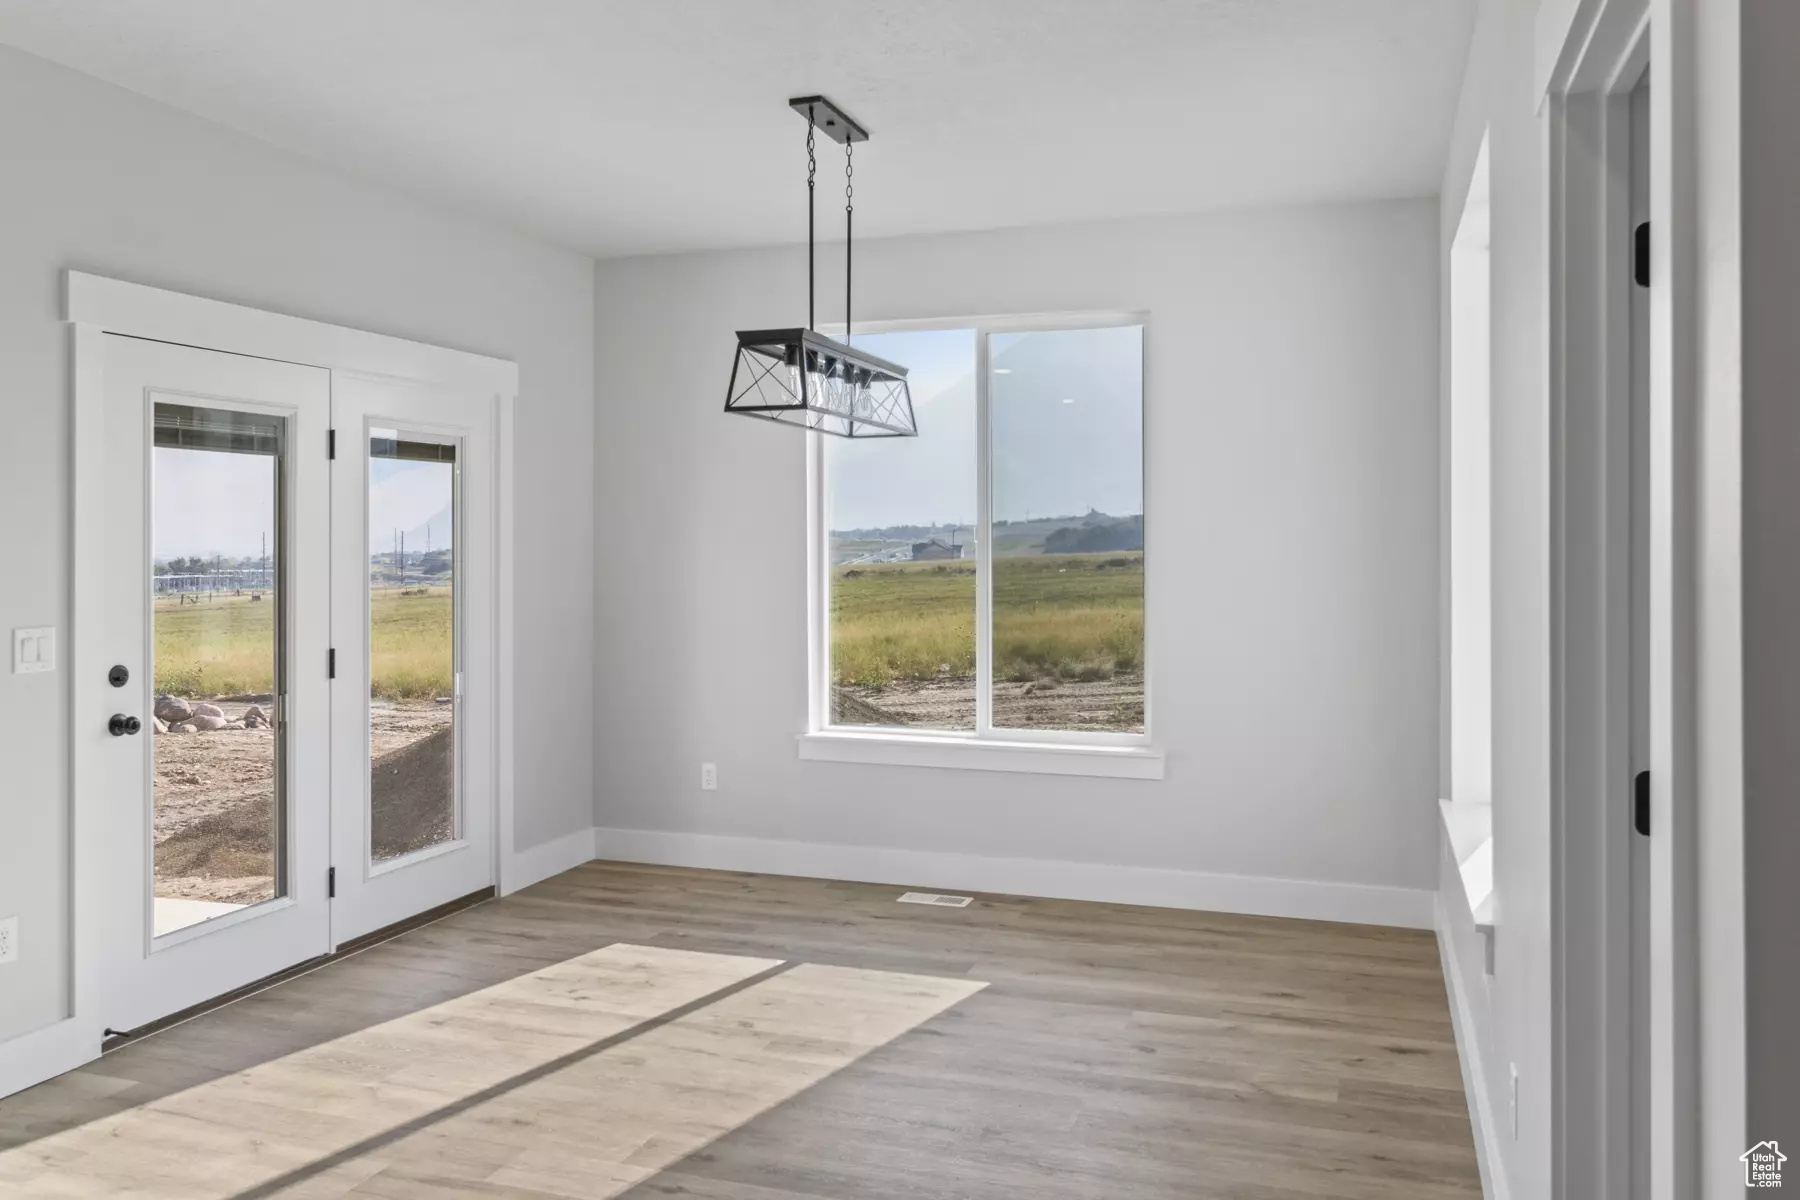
[845,139,854,341]
[807,110,817,332]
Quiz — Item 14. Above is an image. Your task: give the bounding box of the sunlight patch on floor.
[0,945,985,1199]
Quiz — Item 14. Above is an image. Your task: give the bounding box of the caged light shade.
[725,327,916,438]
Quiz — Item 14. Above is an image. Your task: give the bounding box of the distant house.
[911,538,965,561]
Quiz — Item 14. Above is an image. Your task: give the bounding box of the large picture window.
[818,315,1146,744]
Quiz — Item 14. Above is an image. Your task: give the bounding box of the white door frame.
[64,271,518,1065]
[1543,4,1701,1199]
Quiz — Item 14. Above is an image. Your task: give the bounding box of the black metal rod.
[845,143,853,342]
[807,109,816,332]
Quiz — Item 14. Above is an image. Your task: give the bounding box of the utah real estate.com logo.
[1743,1141,1787,1188]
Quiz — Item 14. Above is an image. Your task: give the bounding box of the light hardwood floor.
[0,862,1480,1198]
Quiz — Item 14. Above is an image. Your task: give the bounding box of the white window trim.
[802,310,1160,780]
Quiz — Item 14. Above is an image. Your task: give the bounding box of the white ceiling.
[0,0,1475,258]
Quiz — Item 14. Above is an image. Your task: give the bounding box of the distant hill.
[830,522,970,543]
[989,509,1143,556]
[831,511,1144,558]
[1043,513,1143,554]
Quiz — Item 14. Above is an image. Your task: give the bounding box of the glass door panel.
[150,404,288,936]
[367,429,460,864]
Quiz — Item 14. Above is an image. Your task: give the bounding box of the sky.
[152,447,275,561]
[369,456,453,554]
[827,324,1144,531]
[152,447,451,561]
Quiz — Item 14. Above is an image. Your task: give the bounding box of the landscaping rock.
[167,721,195,733]
[243,705,267,723]
[187,714,229,732]
[154,716,169,734]
[190,702,226,721]
[155,695,193,722]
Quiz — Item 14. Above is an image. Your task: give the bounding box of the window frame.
[803,311,1159,777]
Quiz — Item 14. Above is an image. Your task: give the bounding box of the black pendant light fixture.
[723,96,917,438]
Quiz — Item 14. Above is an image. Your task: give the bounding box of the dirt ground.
[153,699,453,904]
[835,672,1146,733]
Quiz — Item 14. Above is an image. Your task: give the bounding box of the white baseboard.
[1436,895,1510,1200]
[0,1017,97,1102]
[593,827,1434,929]
[503,825,598,895]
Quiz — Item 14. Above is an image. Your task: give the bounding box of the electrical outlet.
[0,916,18,965]
[701,762,718,791]
[1509,1063,1519,1139]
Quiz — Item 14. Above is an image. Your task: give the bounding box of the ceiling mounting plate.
[788,95,870,144]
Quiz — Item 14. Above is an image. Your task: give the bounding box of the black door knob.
[109,714,141,737]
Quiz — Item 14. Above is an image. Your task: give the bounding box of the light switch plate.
[12,627,55,674]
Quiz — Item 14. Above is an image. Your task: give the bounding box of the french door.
[97,336,333,1031]
[95,338,496,1033]
[328,374,496,943]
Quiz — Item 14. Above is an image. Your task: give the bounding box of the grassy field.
[831,552,1143,687]
[154,586,452,699]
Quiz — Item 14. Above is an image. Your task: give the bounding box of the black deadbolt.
[108,714,141,737]
[108,664,129,688]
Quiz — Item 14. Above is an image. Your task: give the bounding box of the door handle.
[109,714,142,737]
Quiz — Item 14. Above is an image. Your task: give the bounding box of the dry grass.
[368,587,454,699]
[830,553,1144,687]
[154,586,453,699]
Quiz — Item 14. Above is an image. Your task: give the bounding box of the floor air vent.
[897,892,973,908]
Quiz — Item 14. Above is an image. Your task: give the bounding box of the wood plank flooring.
[0,861,1480,1198]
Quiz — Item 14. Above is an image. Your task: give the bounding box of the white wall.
[1438,1,1551,1196]
[0,45,596,1048]
[591,202,1441,919]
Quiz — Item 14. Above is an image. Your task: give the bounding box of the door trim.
[64,272,519,1082]
[1545,4,1704,1199]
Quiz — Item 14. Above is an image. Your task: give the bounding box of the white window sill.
[797,730,1165,780]
[1439,798,1496,973]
